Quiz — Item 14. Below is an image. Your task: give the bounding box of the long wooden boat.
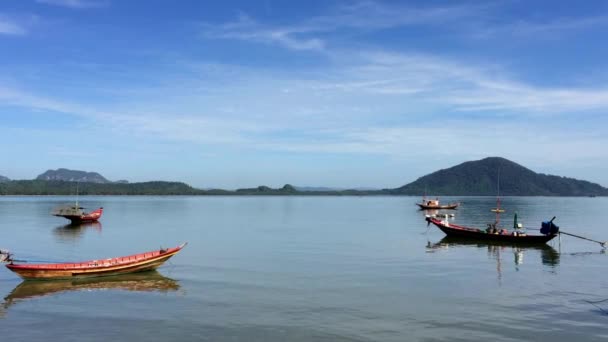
[53,206,103,224]
[5,243,187,280]
[425,217,557,245]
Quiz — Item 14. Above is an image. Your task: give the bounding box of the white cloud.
[0,18,26,35]
[36,0,107,9]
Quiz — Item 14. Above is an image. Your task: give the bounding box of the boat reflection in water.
[2,271,179,312]
[53,221,102,241]
[426,237,560,283]
[422,209,455,220]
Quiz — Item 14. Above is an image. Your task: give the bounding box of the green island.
[1,157,606,196]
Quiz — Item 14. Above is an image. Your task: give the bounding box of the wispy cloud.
[3,47,608,150]
[201,14,325,51]
[203,1,608,52]
[473,14,608,39]
[347,52,608,113]
[302,1,482,32]
[0,17,26,36]
[3,41,608,186]
[201,2,482,52]
[36,0,108,9]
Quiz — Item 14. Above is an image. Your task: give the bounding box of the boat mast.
[423,184,427,203]
[495,170,501,224]
[75,182,79,207]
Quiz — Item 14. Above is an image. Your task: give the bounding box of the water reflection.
[427,237,560,284]
[53,221,102,241]
[1,271,179,314]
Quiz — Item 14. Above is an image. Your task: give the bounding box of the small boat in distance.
[425,217,558,245]
[3,243,187,280]
[52,205,103,224]
[52,183,103,224]
[416,198,459,210]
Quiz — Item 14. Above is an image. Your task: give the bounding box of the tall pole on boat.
[423,184,427,203]
[495,169,501,225]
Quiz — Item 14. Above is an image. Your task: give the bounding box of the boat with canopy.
[51,183,103,224]
[52,205,103,224]
[425,216,559,245]
[416,198,459,210]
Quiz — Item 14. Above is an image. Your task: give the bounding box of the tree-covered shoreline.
[2,157,607,196]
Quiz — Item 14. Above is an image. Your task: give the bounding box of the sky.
[1,0,608,189]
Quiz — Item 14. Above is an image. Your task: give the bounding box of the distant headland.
[1,157,606,196]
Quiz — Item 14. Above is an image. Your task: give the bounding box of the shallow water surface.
[0,196,607,341]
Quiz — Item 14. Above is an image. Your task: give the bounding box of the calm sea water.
[0,196,606,341]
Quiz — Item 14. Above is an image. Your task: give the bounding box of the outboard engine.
[540,217,559,235]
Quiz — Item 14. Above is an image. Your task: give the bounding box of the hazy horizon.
[2,1,608,189]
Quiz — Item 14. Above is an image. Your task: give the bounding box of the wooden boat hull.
[55,207,103,224]
[417,203,459,210]
[426,217,556,245]
[5,243,186,280]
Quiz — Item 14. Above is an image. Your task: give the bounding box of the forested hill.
[2,158,606,196]
[392,157,608,196]
[0,181,376,196]
[0,180,204,196]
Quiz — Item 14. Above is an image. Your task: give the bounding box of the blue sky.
[1,0,608,189]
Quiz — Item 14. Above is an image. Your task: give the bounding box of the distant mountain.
[36,168,110,184]
[392,157,608,196]
[0,175,9,183]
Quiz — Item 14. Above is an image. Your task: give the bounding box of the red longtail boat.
[52,205,103,224]
[3,243,187,280]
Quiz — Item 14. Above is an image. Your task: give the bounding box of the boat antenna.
[75,181,79,207]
